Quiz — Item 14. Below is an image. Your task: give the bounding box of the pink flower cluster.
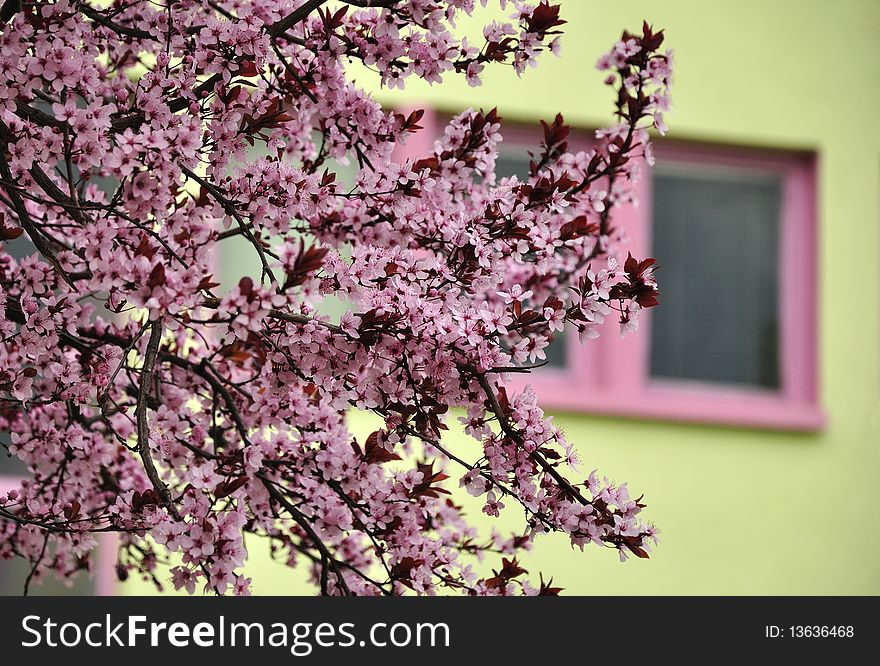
[0,2,670,595]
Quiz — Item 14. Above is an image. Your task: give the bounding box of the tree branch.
[471,370,592,507]
[258,474,352,596]
[135,319,178,517]
[179,165,278,285]
[267,0,328,38]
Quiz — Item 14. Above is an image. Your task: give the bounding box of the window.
[519,141,821,431]
[395,108,822,430]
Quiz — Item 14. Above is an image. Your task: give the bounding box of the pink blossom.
[0,4,669,596]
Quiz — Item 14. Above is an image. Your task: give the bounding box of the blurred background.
[3,0,879,595]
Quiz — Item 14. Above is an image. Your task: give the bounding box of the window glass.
[649,165,781,389]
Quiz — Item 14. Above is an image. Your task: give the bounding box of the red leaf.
[283,243,329,290]
[197,275,220,291]
[559,215,599,241]
[0,225,23,241]
[412,157,439,172]
[219,343,251,364]
[134,235,156,259]
[147,263,166,289]
[132,489,160,510]
[538,574,563,595]
[626,542,651,559]
[238,276,255,297]
[409,461,452,498]
[63,500,81,520]
[526,2,566,34]
[391,557,424,585]
[363,431,402,464]
[237,60,259,77]
[215,476,249,499]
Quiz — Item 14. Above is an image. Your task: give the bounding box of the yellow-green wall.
[123,0,880,595]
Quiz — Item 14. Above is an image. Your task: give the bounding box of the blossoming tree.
[0,0,671,595]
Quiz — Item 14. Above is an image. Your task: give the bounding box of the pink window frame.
[397,106,823,431]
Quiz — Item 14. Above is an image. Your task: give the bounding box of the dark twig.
[136,319,179,518]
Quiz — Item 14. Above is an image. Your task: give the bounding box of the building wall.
[364,0,880,595]
[124,0,880,595]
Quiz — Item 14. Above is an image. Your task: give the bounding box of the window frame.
[524,139,821,431]
[395,107,823,431]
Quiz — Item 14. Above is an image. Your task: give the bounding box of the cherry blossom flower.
[0,2,669,596]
